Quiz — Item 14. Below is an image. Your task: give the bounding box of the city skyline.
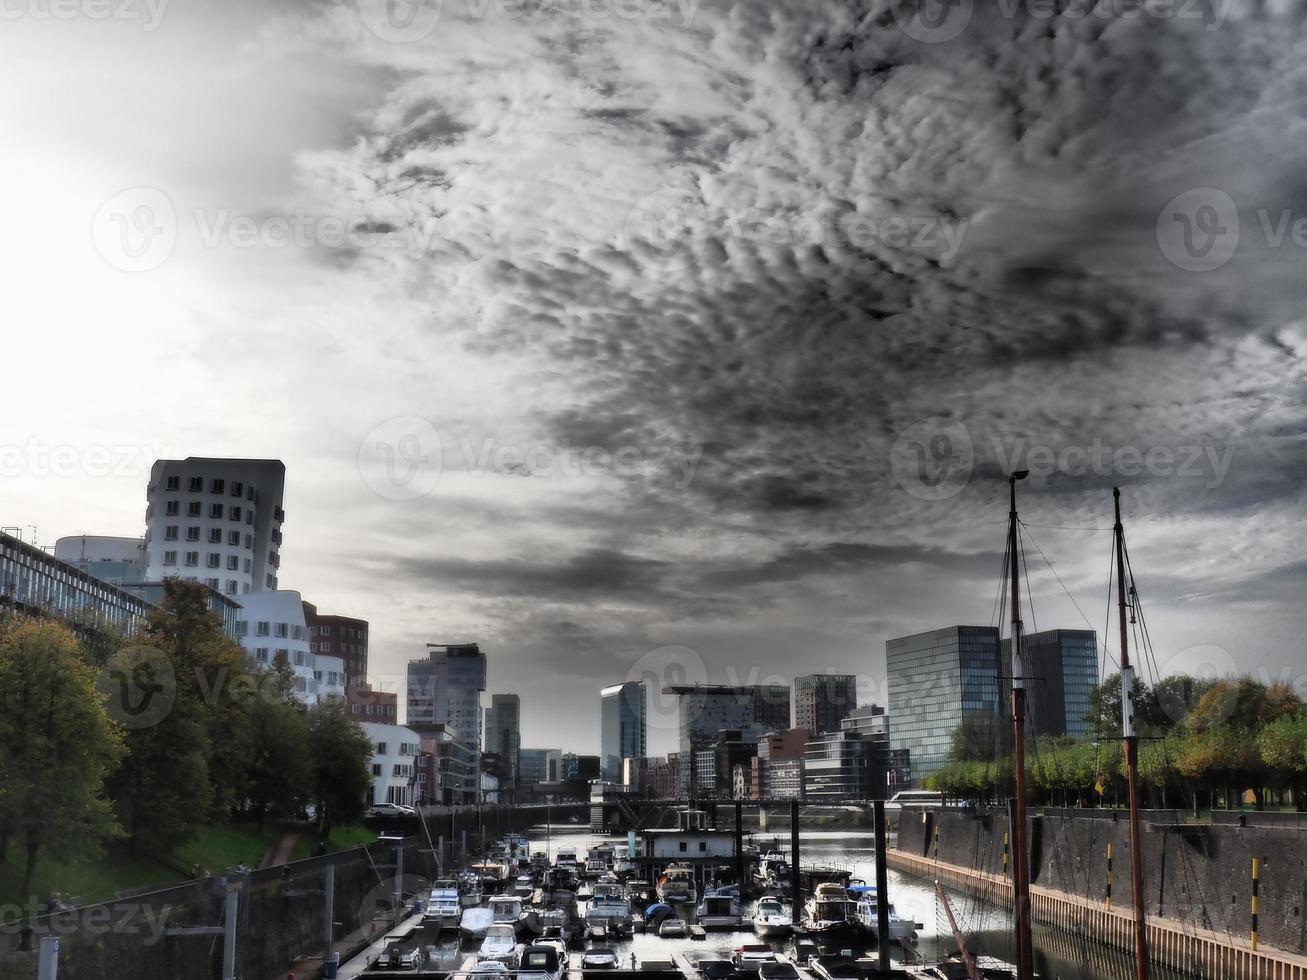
[7,2,1306,755]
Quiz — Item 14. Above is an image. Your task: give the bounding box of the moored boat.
[752,896,792,938]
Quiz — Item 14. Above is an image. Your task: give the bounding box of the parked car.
[369,802,410,818]
[582,948,620,970]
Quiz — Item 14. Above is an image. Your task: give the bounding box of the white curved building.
[235,589,344,704]
[143,458,285,598]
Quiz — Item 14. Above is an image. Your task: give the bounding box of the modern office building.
[1001,628,1099,740]
[1,528,155,635]
[803,704,893,801]
[600,680,647,783]
[794,673,857,734]
[143,457,286,597]
[519,748,563,786]
[407,643,487,761]
[753,728,812,799]
[886,626,1002,783]
[665,684,793,796]
[303,602,369,693]
[234,590,344,704]
[485,693,522,786]
[361,722,423,807]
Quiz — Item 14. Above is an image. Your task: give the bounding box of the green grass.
[0,823,376,914]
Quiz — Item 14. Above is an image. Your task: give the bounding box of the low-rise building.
[361,722,423,808]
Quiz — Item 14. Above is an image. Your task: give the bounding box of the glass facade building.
[1002,629,1099,740]
[668,684,792,796]
[794,673,857,734]
[600,680,647,783]
[886,626,1002,783]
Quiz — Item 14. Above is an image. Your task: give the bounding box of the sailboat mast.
[1114,487,1151,980]
[1008,471,1034,980]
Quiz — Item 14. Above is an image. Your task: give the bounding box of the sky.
[4,0,1307,755]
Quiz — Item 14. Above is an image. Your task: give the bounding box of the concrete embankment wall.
[895,806,1307,978]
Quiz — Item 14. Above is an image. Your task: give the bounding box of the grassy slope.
[0,823,375,913]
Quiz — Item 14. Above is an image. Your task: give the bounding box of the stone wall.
[897,806,1307,955]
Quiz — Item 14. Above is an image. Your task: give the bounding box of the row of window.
[162,474,258,498]
[160,550,253,571]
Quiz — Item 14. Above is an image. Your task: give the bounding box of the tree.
[0,620,124,893]
[1186,678,1301,733]
[1258,713,1307,809]
[245,662,310,827]
[1086,672,1162,739]
[307,702,374,840]
[948,711,1012,763]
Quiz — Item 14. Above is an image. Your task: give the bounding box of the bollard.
[1105,843,1113,910]
[1251,858,1260,951]
[1002,832,1009,879]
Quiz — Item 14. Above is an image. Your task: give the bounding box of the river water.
[513,825,1188,980]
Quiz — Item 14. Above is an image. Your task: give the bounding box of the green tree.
[1258,713,1307,809]
[307,702,374,840]
[246,662,310,826]
[948,711,1011,763]
[0,620,124,893]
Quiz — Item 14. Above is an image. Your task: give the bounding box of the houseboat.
[655,865,697,905]
[803,882,862,945]
[696,890,742,929]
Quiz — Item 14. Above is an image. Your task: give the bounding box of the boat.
[555,847,579,873]
[519,944,564,980]
[656,917,689,938]
[802,882,863,944]
[460,906,495,942]
[471,861,510,894]
[656,865,696,904]
[477,923,519,966]
[513,875,537,900]
[489,895,523,923]
[849,882,920,944]
[460,873,484,908]
[811,956,861,980]
[695,892,741,929]
[752,896,792,938]
[586,888,634,937]
[583,857,608,878]
[424,880,463,930]
[731,944,777,970]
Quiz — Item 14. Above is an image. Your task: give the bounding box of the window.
[208,528,222,544]
[187,501,202,517]
[189,476,203,492]
[184,551,199,566]
[255,647,269,663]
[165,475,180,491]
[679,842,687,852]
[291,625,303,640]
[186,526,200,542]
[275,622,288,638]
[236,621,248,637]
[210,478,224,494]
[256,621,270,636]
[376,743,387,755]
[164,525,178,540]
[293,651,304,666]
[246,486,255,501]
[227,555,239,570]
[229,506,241,521]
[165,500,179,516]
[228,530,240,546]
[244,558,251,573]
[206,577,219,589]
[699,842,707,852]
[163,550,177,565]
[372,764,382,776]
[206,553,220,568]
[266,574,275,588]
[209,503,223,519]
[310,642,316,653]
[231,481,243,497]
[243,534,252,549]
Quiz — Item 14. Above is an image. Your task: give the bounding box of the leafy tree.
[948,711,1011,763]
[307,702,374,840]
[1186,678,1301,733]
[1152,674,1214,730]
[1086,672,1162,739]
[0,620,124,893]
[245,662,310,826]
[1258,713,1307,809]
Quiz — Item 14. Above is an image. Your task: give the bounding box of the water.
[520,825,1189,980]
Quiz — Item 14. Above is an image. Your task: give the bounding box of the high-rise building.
[519,748,563,786]
[485,693,522,786]
[144,458,286,597]
[600,681,647,783]
[665,684,793,796]
[407,643,487,759]
[803,705,892,801]
[1002,629,1099,740]
[886,626,1002,783]
[794,673,857,734]
[303,602,369,693]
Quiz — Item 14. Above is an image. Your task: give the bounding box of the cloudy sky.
[5,0,1307,754]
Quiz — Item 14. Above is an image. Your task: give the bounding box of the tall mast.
[1008,471,1034,980]
[1114,487,1150,980]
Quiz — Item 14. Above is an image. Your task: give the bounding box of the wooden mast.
[1114,486,1151,980]
[1008,470,1034,980]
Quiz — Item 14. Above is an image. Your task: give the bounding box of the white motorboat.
[696,892,741,929]
[751,896,792,938]
[460,906,495,942]
[425,881,462,929]
[657,918,689,938]
[656,865,696,904]
[849,883,921,944]
[478,923,520,966]
[513,875,537,900]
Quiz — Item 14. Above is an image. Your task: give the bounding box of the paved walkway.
[260,832,299,869]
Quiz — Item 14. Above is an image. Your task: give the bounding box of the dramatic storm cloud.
[6,0,1307,751]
